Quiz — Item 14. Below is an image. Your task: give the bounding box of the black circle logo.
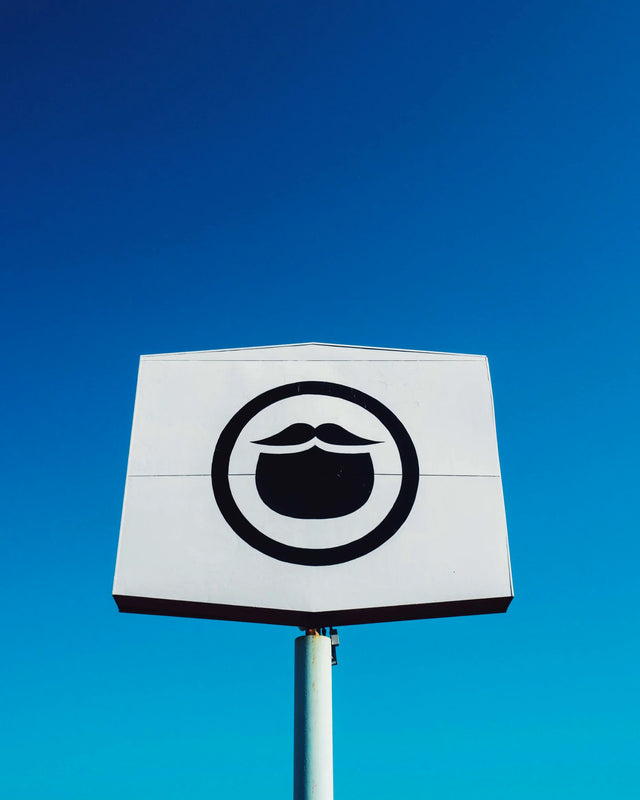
[211,381,419,566]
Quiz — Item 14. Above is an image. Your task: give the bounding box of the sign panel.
[113,343,513,626]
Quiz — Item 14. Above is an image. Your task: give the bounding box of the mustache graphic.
[252,423,381,447]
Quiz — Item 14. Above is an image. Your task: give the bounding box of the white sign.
[113,343,513,626]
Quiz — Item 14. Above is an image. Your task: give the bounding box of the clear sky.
[2,1,638,797]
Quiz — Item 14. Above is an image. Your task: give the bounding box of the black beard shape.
[252,422,380,447]
[255,446,375,519]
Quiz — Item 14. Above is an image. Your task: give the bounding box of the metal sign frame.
[113,343,513,627]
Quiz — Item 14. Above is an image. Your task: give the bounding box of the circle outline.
[211,381,419,566]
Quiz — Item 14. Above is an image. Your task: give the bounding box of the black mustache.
[252,423,381,447]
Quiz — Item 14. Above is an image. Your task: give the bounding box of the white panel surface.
[126,359,499,477]
[113,343,512,625]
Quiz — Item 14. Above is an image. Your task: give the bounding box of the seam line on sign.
[128,473,211,477]
[421,473,499,477]
[227,472,500,477]
[144,358,483,363]
[127,472,500,478]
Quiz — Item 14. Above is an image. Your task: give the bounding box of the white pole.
[294,631,333,800]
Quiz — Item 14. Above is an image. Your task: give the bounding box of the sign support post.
[294,630,333,800]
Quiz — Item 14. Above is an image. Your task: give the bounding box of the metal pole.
[294,631,333,800]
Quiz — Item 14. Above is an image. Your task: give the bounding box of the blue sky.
[2,1,638,797]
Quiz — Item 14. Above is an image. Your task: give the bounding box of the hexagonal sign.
[113,343,513,626]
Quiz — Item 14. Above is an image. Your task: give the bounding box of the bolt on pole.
[294,631,333,800]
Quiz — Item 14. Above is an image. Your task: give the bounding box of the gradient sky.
[2,2,639,798]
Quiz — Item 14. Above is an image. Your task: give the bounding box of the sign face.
[113,343,513,626]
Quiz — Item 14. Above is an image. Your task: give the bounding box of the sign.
[113,343,513,626]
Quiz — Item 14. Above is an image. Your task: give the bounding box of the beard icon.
[252,423,381,519]
[211,381,419,566]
